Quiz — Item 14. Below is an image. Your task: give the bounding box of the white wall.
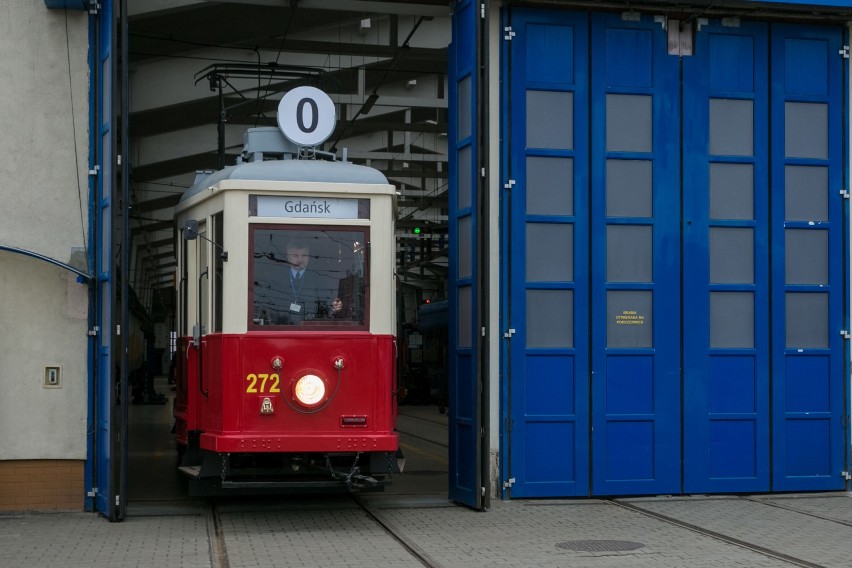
[0,2,90,460]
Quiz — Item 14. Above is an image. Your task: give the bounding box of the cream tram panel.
[176,179,396,336]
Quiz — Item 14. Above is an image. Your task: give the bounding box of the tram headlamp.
[293,374,326,407]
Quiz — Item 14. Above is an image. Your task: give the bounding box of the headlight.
[293,374,326,407]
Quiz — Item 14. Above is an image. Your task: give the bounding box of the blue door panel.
[770,23,845,491]
[449,0,481,508]
[504,7,590,498]
[590,12,681,496]
[93,2,116,518]
[682,21,771,493]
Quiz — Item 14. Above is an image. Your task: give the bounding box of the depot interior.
[125,0,452,502]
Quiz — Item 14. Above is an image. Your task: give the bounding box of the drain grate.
[556,539,645,552]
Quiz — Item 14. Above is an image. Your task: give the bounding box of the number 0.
[296,98,318,133]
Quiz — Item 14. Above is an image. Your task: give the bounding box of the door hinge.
[503,179,516,190]
[116,324,121,336]
[842,471,852,480]
[87,1,100,15]
[840,46,850,59]
[481,167,486,178]
[115,495,120,507]
[504,26,515,41]
[480,2,485,19]
[841,330,851,339]
[88,165,100,176]
[504,328,516,338]
[839,189,850,199]
[87,326,99,337]
[481,486,486,496]
[502,477,516,489]
[87,487,98,497]
[117,154,122,166]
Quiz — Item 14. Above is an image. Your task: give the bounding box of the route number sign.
[277,86,336,147]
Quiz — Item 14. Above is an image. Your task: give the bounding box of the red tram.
[173,127,402,493]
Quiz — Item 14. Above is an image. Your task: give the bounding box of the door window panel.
[709,99,754,156]
[606,94,652,152]
[785,102,828,159]
[710,163,754,220]
[527,290,573,348]
[785,229,828,285]
[607,291,653,348]
[785,165,828,222]
[527,90,573,149]
[527,223,573,282]
[786,292,828,349]
[606,225,653,283]
[710,292,754,348]
[527,157,573,216]
[710,227,754,284]
[606,159,652,218]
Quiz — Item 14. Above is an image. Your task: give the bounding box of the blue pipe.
[0,245,92,282]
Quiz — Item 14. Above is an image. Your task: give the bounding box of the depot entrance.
[503,9,847,497]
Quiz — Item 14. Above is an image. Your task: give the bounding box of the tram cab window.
[250,226,368,328]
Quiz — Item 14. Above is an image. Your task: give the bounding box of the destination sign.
[253,195,368,219]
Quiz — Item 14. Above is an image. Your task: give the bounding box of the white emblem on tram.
[260,397,275,415]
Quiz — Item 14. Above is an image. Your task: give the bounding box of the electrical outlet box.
[44,366,61,388]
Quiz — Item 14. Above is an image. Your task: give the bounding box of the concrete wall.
[0,2,90,462]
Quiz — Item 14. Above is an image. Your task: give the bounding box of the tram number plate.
[245,373,281,394]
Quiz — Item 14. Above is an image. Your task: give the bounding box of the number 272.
[245,373,280,393]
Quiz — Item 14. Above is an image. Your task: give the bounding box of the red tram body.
[173,128,401,493]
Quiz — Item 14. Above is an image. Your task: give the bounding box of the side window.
[198,221,209,335]
[180,236,188,336]
[213,212,224,332]
[250,226,368,329]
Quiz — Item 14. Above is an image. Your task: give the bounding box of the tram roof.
[180,159,390,204]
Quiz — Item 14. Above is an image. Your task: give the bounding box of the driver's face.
[287,247,310,270]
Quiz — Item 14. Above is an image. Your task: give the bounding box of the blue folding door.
[449,0,483,508]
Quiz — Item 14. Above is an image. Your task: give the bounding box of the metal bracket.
[504,26,515,41]
[840,189,850,199]
[840,46,850,59]
[842,471,852,480]
[504,328,516,339]
[502,477,516,489]
[480,2,485,19]
[841,330,851,339]
[503,179,516,190]
[87,326,99,337]
[88,165,100,176]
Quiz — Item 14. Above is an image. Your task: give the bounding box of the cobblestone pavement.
[1,492,851,568]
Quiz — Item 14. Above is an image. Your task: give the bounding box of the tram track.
[738,495,852,529]
[206,503,230,568]
[351,494,446,568]
[609,499,831,568]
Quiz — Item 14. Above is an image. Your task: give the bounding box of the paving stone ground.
[2,492,851,568]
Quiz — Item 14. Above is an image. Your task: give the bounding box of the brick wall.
[0,460,85,511]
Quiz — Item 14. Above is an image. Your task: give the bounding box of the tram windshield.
[250,225,368,329]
